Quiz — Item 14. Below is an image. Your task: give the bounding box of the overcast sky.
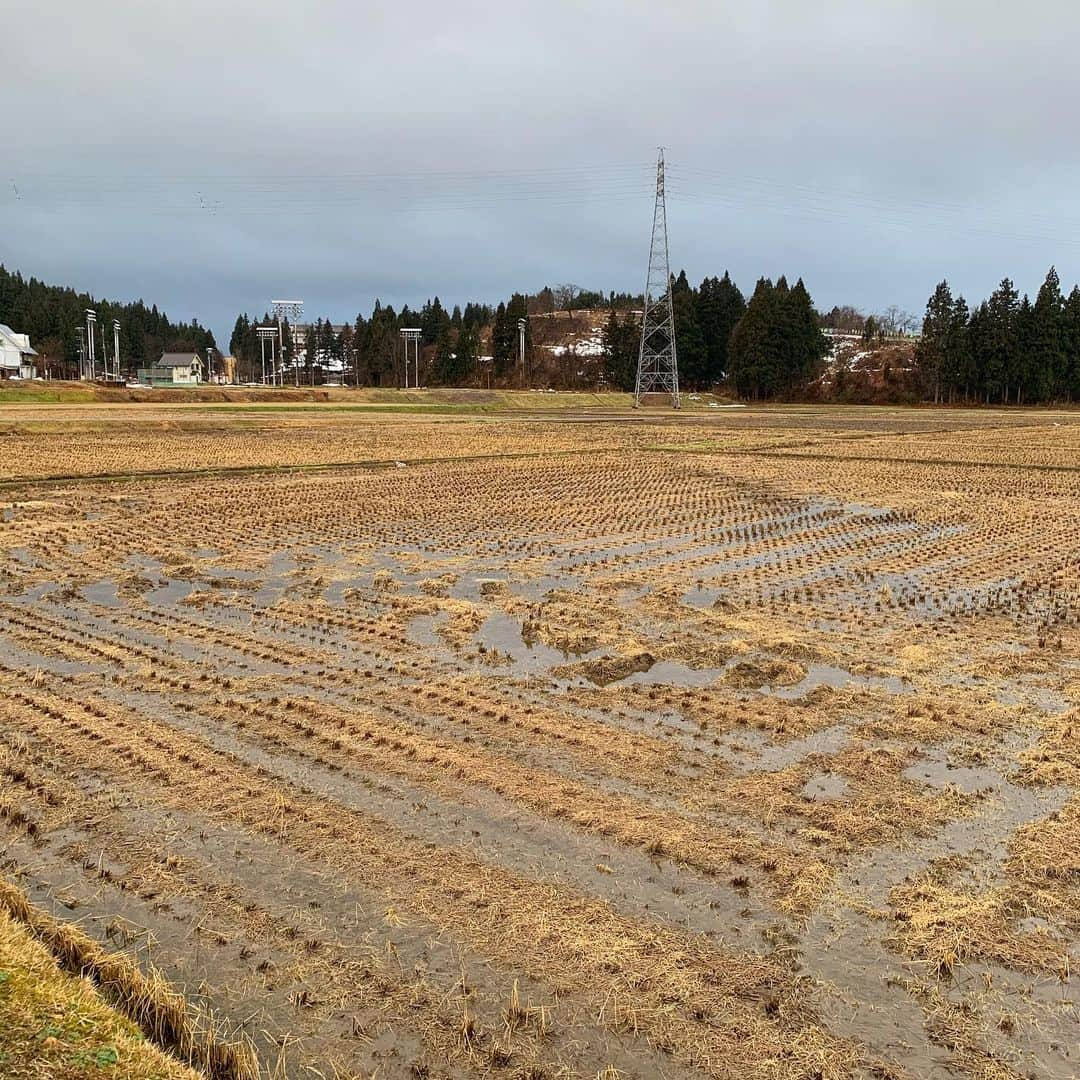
[4,2,1080,345]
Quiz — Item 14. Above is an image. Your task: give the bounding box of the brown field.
[0,399,1077,1079]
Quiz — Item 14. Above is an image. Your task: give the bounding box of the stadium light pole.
[517,318,527,389]
[400,328,421,389]
[257,326,276,386]
[271,300,304,388]
[85,309,96,381]
[113,320,121,381]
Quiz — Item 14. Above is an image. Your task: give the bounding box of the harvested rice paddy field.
[0,400,1077,1079]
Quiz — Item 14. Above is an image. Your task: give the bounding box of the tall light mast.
[271,300,304,387]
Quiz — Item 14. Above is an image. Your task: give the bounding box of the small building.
[137,352,203,387]
[0,324,38,379]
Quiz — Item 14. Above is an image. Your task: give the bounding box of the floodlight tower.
[85,309,97,381]
[75,327,86,381]
[112,320,121,381]
[517,318,527,388]
[400,328,421,389]
[634,149,680,408]
[257,326,277,385]
[271,300,304,387]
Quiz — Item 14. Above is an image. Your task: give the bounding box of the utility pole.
[517,318,527,389]
[206,347,213,384]
[113,320,121,381]
[76,327,86,381]
[634,148,680,408]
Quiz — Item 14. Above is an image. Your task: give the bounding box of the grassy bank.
[0,878,257,1079]
[0,906,201,1079]
[0,382,737,412]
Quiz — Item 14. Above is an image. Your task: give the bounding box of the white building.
[0,324,38,379]
[137,352,203,386]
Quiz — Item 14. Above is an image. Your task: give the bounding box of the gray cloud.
[4,1,1080,344]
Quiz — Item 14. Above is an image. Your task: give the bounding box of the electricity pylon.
[634,149,680,408]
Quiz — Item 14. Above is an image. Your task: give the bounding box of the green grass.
[0,908,200,1079]
[203,402,496,415]
[0,386,95,403]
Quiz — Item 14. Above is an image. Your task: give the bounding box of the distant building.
[0,324,38,379]
[137,352,204,387]
[297,323,348,364]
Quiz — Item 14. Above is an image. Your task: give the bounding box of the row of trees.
[602,271,828,399]
[916,269,1080,404]
[10,259,1079,404]
[0,265,216,379]
[229,293,533,386]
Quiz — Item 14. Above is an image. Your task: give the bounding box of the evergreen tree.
[491,302,512,377]
[429,322,452,384]
[351,314,368,385]
[671,271,708,388]
[787,278,828,385]
[726,276,825,399]
[455,321,481,384]
[1030,267,1065,401]
[1015,295,1035,404]
[421,297,449,344]
[362,301,397,387]
[945,295,972,403]
[602,308,639,391]
[695,272,745,384]
[1064,286,1080,400]
[983,278,1020,403]
[728,278,775,399]
[917,281,954,403]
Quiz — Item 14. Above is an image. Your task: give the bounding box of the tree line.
[916,269,1080,404]
[230,270,827,397]
[0,265,216,379]
[602,270,828,398]
[229,294,532,386]
[9,258,1080,404]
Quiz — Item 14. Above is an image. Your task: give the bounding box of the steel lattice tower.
[634,149,680,408]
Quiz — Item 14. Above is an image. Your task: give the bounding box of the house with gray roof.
[137,352,203,386]
[0,324,38,379]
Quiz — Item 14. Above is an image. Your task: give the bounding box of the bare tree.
[552,283,582,318]
[880,305,917,336]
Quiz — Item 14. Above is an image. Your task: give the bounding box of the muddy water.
[797,733,1076,1079]
[99,683,784,948]
[5,730,713,1079]
[3,447,1078,1080]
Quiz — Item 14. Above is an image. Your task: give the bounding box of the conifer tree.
[1064,286,1080,401]
[671,271,708,388]
[491,302,512,377]
[1030,266,1065,401]
[602,308,639,392]
[945,295,972,403]
[983,279,1020,403]
[917,281,954,403]
[696,272,745,384]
